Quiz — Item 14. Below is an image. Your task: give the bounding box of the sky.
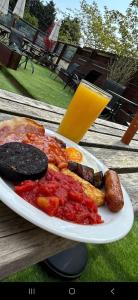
[46,0,132,18]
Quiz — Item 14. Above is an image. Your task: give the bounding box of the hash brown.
[48,163,105,207]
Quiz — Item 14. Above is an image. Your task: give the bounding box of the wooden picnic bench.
[0,89,138,280]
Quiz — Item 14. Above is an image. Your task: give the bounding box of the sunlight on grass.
[8,62,73,108]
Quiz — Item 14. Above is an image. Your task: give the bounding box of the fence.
[0,12,46,49]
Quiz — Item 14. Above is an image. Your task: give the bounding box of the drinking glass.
[58,80,112,143]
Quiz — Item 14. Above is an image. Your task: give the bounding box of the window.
[55,43,64,56]
[15,19,37,42]
[62,46,77,61]
[0,13,13,28]
[35,32,45,48]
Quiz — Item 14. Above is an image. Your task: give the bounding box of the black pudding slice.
[0,142,48,182]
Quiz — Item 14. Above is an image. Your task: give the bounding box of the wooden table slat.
[92,123,138,140]
[0,227,76,279]
[0,88,130,131]
[0,100,138,150]
[0,98,61,124]
[0,89,65,114]
[85,147,138,170]
[82,131,138,149]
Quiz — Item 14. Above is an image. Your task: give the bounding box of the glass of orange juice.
[58,80,112,143]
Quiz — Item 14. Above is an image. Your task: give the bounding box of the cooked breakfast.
[68,161,104,188]
[68,161,94,184]
[104,170,124,212]
[15,163,103,225]
[0,142,48,182]
[0,117,68,169]
[0,117,124,225]
[62,168,104,207]
[65,147,83,163]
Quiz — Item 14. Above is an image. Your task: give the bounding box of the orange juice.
[58,80,111,143]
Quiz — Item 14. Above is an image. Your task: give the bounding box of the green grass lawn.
[0,62,138,282]
[0,61,73,109]
[0,68,19,94]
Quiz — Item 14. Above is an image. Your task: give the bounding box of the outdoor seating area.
[0,4,137,125]
[0,0,138,293]
[0,23,46,72]
[54,63,81,90]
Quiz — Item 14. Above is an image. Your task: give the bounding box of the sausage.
[104,170,124,212]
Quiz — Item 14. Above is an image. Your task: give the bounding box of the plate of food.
[0,117,134,243]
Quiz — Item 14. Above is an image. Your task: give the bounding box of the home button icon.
[69,288,76,295]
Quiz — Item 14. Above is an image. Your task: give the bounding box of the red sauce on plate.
[15,170,103,225]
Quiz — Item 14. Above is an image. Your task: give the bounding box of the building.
[53,41,138,123]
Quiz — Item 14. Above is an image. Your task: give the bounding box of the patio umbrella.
[44,21,61,52]
[13,0,26,19]
[0,0,10,15]
[49,20,61,42]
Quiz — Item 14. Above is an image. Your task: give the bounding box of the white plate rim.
[0,129,134,244]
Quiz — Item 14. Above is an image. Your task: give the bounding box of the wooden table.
[0,89,138,280]
[23,39,45,57]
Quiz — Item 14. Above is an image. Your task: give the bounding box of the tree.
[24,10,38,27]
[29,0,56,31]
[42,1,56,31]
[9,0,18,10]
[107,56,138,85]
[10,1,56,31]
[59,16,81,45]
[130,0,138,7]
[78,0,138,57]
[10,0,30,10]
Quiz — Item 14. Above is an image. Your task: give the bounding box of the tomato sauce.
[15,170,103,225]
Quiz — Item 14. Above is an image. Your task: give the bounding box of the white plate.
[0,129,134,244]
